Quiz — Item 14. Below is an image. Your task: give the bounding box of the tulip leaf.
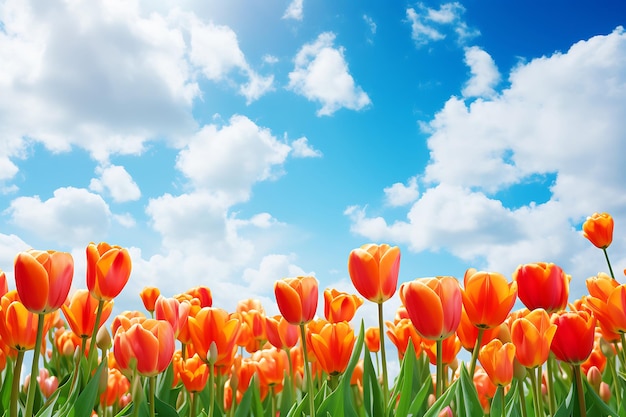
[285,391,307,417]
[582,378,618,417]
[235,376,264,417]
[456,363,484,417]
[422,377,459,417]
[407,376,432,416]
[156,362,176,405]
[490,385,504,417]
[154,395,180,417]
[554,380,578,417]
[362,347,383,417]
[0,361,12,414]
[392,341,415,417]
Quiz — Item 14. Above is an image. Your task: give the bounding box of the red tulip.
[274,276,318,325]
[513,262,569,313]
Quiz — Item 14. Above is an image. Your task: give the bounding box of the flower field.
[0,212,622,416]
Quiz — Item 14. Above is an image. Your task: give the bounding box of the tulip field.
[0,212,624,416]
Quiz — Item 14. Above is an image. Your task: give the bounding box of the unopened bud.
[586,366,602,393]
[600,382,611,403]
[207,342,218,365]
[96,326,112,351]
[600,337,615,358]
[438,406,454,417]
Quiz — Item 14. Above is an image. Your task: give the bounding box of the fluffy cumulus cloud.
[282,0,304,21]
[348,28,626,288]
[384,177,419,207]
[291,137,323,158]
[462,46,500,98]
[89,164,141,203]
[6,187,112,247]
[406,2,478,47]
[288,32,371,116]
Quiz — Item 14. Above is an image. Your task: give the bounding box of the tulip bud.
[207,341,218,366]
[587,366,602,393]
[98,366,109,397]
[438,406,454,417]
[97,326,112,351]
[600,337,615,358]
[600,382,611,403]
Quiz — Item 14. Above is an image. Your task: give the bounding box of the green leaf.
[0,359,13,414]
[70,358,106,417]
[154,395,180,417]
[392,341,415,417]
[362,347,383,417]
[583,378,618,417]
[156,362,176,406]
[279,371,295,417]
[554,380,576,417]
[406,375,432,416]
[456,363,484,417]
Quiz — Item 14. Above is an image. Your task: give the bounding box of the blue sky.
[1,0,626,339]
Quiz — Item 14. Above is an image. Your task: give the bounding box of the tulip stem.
[209,364,215,417]
[436,339,443,398]
[603,248,616,280]
[87,299,105,370]
[377,302,389,413]
[546,355,556,417]
[299,323,315,417]
[149,375,156,417]
[608,355,621,409]
[573,364,587,417]
[528,366,544,417]
[10,351,24,417]
[469,327,485,377]
[518,379,528,417]
[25,313,45,417]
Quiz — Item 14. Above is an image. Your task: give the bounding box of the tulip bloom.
[456,307,500,352]
[265,315,299,350]
[586,272,619,301]
[0,291,49,351]
[478,339,516,386]
[61,289,113,339]
[139,286,160,314]
[513,262,570,313]
[365,327,380,353]
[113,318,175,377]
[323,288,363,323]
[309,321,355,375]
[462,269,517,329]
[550,310,596,364]
[86,242,132,301]
[176,353,209,393]
[385,319,422,359]
[185,286,213,308]
[348,243,400,303]
[510,309,557,368]
[14,249,74,314]
[274,276,318,325]
[155,296,190,339]
[584,284,626,335]
[100,367,130,408]
[423,334,462,365]
[401,276,462,340]
[0,270,7,297]
[582,212,614,249]
[187,307,241,371]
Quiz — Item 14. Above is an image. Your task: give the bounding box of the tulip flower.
[348,243,400,304]
[584,284,626,336]
[478,339,516,387]
[513,262,570,313]
[86,242,132,301]
[550,310,596,364]
[100,367,130,408]
[139,286,160,315]
[155,296,190,339]
[385,318,422,359]
[185,286,213,308]
[113,318,175,377]
[510,308,557,369]
[14,249,74,314]
[309,321,355,376]
[0,270,7,298]
[0,291,46,352]
[265,315,299,350]
[177,353,209,393]
[422,334,462,366]
[62,289,113,343]
[583,212,613,249]
[365,327,380,353]
[323,288,363,323]
[187,307,241,371]
[274,276,318,326]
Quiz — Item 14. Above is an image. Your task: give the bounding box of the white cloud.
[282,0,304,21]
[291,137,322,158]
[0,233,31,283]
[176,115,291,204]
[288,32,371,116]
[89,164,141,203]
[406,2,477,47]
[363,14,377,35]
[384,177,419,207]
[347,28,626,293]
[462,46,500,98]
[242,253,308,292]
[6,187,112,246]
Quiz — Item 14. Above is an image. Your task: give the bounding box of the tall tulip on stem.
[583,212,615,279]
[348,243,400,412]
[274,276,318,417]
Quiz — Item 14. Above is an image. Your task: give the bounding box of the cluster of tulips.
[0,212,623,416]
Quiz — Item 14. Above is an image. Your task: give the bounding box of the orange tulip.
[265,315,299,350]
[100,367,130,408]
[139,286,160,314]
[456,307,499,352]
[54,327,82,357]
[14,249,73,314]
[254,347,289,390]
[513,262,570,313]
[348,243,400,303]
[309,321,355,375]
[423,334,461,365]
[550,310,596,364]
[582,212,614,249]
[400,276,462,341]
[86,242,132,301]
[155,296,190,339]
[365,327,380,353]
[385,318,422,359]
[584,284,626,335]
[187,307,241,371]
[510,309,557,368]
[274,276,318,325]
[0,290,50,351]
[176,353,209,393]
[323,288,363,323]
[62,289,113,339]
[462,269,517,329]
[185,286,213,308]
[113,318,175,377]
[586,272,619,301]
[473,367,498,413]
[478,339,516,386]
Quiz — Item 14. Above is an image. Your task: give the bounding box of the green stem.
[149,375,156,417]
[377,302,389,413]
[546,355,556,417]
[25,313,45,417]
[436,339,443,398]
[497,385,505,417]
[603,248,616,280]
[518,379,528,417]
[620,334,626,372]
[299,323,315,417]
[10,351,24,417]
[528,366,543,417]
[270,385,276,417]
[573,364,587,417]
[87,299,105,370]
[609,355,621,409]
[285,346,295,392]
[209,364,215,417]
[469,327,485,377]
